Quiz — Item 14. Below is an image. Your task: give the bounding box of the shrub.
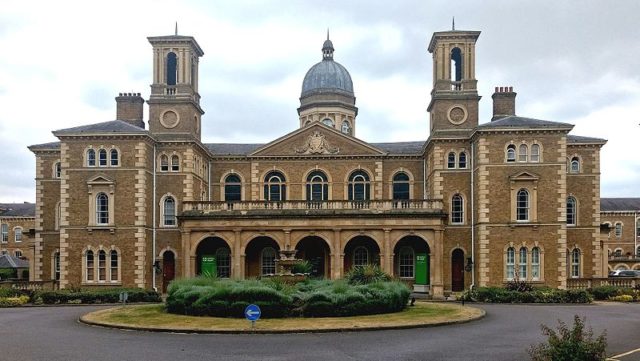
[346,264,391,285]
[33,288,161,305]
[461,287,592,304]
[0,295,29,307]
[528,315,607,361]
[590,286,619,300]
[609,294,633,302]
[291,260,313,274]
[0,269,16,280]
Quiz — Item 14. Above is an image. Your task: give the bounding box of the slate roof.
[370,141,425,154]
[0,254,29,269]
[477,116,573,130]
[601,198,640,212]
[567,135,607,144]
[53,120,148,135]
[206,143,265,156]
[28,141,61,150]
[0,203,35,217]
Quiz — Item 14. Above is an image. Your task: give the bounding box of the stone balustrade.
[566,277,639,289]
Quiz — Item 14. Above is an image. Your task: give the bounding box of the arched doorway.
[393,236,430,286]
[451,249,465,292]
[344,236,380,273]
[162,251,175,293]
[195,237,231,278]
[245,236,280,278]
[295,236,330,278]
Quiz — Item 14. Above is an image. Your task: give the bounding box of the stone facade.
[27,27,613,296]
[0,203,36,280]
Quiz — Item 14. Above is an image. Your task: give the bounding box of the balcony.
[182,199,444,218]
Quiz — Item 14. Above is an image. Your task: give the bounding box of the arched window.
[110,149,119,166]
[163,196,176,226]
[98,250,106,281]
[353,246,369,267]
[264,171,286,202]
[54,162,61,178]
[570,157,580,173]
[506,145,516,162]
[166,52,178,86]
[615,223,622,238]
[519,247,527,279]
[450,47,462,85]
[567,197,577,226]
[160,155,169,172]
[98,149,107,167]
[516,189,529,221]
[306,171,328,202]
[261,247,276,275]
[224,174,242,202]
[341,121,351,134]
[506,247,515,279]
[531,247,540,280]
[14,250,22,258]
[87,149,96,167]
[171,155,180,172]
[53,251,60,281]
[398,246,414,278]
[518,144,528,162]
[96,193,109,225]
[322,118,334,127]
[447,152,456,169]
[348,170,370,202]
[110,250,118,281]
[570,248,580,278]
[216,248,231,278]
[458,152,467,168]
[86,250,94,281]
[392,172,410,205]
[14,227,22,242]
[451,194,464,224]
[531,144,540,162]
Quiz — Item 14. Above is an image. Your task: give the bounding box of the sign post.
[244,304,261,329]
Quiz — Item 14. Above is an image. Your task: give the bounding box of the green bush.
[166,277,410,318]
[0,295,30,307]
[589,286,620,300]
[529,315,607,361]
[33,288,161,305]
[346,264,391,285]
[291,260,313,274]
[461,287,592,304]
[0,269,16,280]
[609,294,633,302]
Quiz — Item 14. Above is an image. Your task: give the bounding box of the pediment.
[87,174,115,184]
[250,123,386,157]
[509,171,539,182]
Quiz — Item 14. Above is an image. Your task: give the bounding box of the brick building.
[28,27,611,296]
[600,198,640,271]
[0,203,36,279]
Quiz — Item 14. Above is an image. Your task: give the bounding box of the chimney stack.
[491,86,516,121]
[115,93,145,128]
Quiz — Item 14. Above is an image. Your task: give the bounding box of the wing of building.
[28,27,621,296]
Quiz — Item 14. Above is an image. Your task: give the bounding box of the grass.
[82,302,484,332]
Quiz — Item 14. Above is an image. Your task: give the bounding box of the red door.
[451,249,464,292]
[162,252,175,293]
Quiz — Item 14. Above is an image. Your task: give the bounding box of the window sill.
[82,282,122,286]
[87,226,115,234]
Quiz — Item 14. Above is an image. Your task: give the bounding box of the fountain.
[264,246,309,283]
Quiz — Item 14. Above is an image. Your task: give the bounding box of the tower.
[298,32,358,136]
[147,33,204,140]
[427,29,481,134]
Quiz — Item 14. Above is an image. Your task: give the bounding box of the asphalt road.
[0,303,639,361]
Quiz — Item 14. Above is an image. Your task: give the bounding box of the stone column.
[431,229,445,299]
[383,228,392,275]
[283,229,291,250]
[233,229,242,279]
[181,230,191,277]
[333,229,342,279]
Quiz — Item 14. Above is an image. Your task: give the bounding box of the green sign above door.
[415,253,429,285]
[201,255,217,277]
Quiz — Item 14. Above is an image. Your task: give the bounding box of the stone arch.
[632,264,640,270]
[343,235,381,273]
[241,233,284,254]
[613,263,629,270]
[244,236,280,278]
[392,235,430,281]
[194,236,232,277]
[391,233,432,252]
[343,166,375,200]
[158,246,178,260]
[295,236,331,278]
[291,233,333,254]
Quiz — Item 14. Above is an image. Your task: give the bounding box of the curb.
[78,305,486,334]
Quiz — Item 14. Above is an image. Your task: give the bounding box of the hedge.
[462,287,592,303]
[166,278,411,318]
[0,295,30,307]
[32,288,161,305]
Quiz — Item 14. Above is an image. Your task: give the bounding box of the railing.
[566,278,639,289]
[608,255,640,261]
[450,81,463,91]
[183,199,443,214]
[0,280,59,291]
[165,86,176,95]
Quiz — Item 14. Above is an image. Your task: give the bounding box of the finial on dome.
[175,21,178,36]
[322,29,334,60]
[452,17,455,31]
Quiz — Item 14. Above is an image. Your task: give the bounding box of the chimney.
[491,86,516,121]
[115,93,145,128]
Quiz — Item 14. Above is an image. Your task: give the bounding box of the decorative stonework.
[295,131,339,155]
[447,105,468,125]
[160,109,180,129]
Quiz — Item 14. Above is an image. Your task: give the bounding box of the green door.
[415,253,429,285]
[201,255,217,277]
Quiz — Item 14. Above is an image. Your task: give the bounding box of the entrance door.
[451,249,464,292]
[162,251,175,293]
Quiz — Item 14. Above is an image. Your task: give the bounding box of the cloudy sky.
[1,0,638,202]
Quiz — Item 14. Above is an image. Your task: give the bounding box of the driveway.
[0,303,638,361]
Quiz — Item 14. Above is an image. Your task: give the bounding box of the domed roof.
[301,35,353,98]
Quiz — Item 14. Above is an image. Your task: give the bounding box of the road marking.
[608,347,640,360]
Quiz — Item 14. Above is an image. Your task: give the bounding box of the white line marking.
[609,347,640,359]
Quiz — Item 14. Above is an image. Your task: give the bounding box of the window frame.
[392,172,410,204]
[171,155,180,172]
[14,227,22,243]
[530,144,540,162]
[398,246,415,279]
[506,145,516,162]
[95,193,109,225]
[87,149,96,167]
[353,246,369,267]
[569,157,580,173]
[110,149,119,167]
[162,196,177,227]
[518,247,527,280]
[86,250,94,282]
[264,171,286,202]
[451,194,464,225]
[306,171,329,202]
[615,222,623,238]
[160,155,169,172]
[98,149,107,167]
[215,248,231,278]
[223,174,242,202]
[348,170,370,202]
[447,152,456,169]
[506,247,515,280]
[458,152,467,168]
[567,196,577,226]
[1,224,8,243]
[570,248,581,278]
[518,144,528,162]
[516,189,529,222]
[261,247,277,275]
[54,162,61,178]
[531,247,540,281]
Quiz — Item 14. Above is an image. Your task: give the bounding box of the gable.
[87,174,115,184]
[509,171,539,182]
[250,124,385,157]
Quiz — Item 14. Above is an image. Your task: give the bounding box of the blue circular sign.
[244,304,261,321]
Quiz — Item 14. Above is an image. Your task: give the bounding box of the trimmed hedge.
[166,277,411,318]
[33,288,161,305]
[0,295,30,307]
[462,287,592,303]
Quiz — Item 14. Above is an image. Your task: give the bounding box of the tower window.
[160,155,169,172]
[450,47,462,86]
[322,118,334,127]
[341,121,351,134]
[447,152,456,169]
[87,149,96,167]
[167,52,178,86]
[458,152,467,168]
[506,145,516,162]
[110,149,119,166]
[516,189,529,221]
[570,157,580,173]
[171,155,180,172]
[451,194,464,224]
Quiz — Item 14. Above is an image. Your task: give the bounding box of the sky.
[0,0,638,202]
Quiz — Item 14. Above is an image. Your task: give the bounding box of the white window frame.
[615,222,623,238]
[530,144,540,163]
[518,247,527,280]
[516,189,529,222]
[567,196,577,226]
[451,194,464,224]
[1,223,8,243]
[162,195,177,227]
[261,247,276,275]
[531,247,540,281]
[570,248,581,278]
[14,227,22,242]
[398,246,414,278]
[518,144,528,162]
[353,246,369,267]
[506,145,516,162]
[506,247,515,280]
